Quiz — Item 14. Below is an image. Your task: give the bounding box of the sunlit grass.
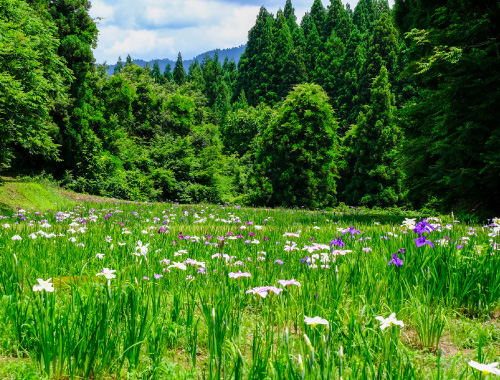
[0,201,499,379]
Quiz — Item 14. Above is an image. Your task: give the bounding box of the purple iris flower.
[275,259,284,265]
[415,235,434,248]
[301,256,311,265]
[413,219,435,236]
[398,248,406,254]
[388,253,404,267]
[330,237,345,248]
[342,226,361,236]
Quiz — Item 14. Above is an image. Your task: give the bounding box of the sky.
[89,0,390,64]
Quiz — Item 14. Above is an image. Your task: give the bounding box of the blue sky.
[89,0,391,64]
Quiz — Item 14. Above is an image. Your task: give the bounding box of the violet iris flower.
[330,237,345,248]
[415,235,434,248]
[388,253,404,267]
[342,226,361,236]
[413,219,435,236]
[301,256,311,265]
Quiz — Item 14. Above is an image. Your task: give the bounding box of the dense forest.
[1,0,499,214]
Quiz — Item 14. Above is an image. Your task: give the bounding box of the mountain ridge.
[105,45,246,75]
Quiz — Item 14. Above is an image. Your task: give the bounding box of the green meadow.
[0,196,499,379]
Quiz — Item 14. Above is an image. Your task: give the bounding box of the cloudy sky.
[89,0,389,64]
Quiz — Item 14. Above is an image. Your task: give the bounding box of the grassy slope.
[0,176,116,214]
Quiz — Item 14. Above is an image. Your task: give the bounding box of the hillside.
[105,44,246,75]
[0,176,118,214]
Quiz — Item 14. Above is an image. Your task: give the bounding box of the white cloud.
[89,0,393,64]
[91,0,115,25]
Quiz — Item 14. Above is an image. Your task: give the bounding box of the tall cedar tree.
[254,83,339,208]
[201,53,231,124]
[221,57,238,101]
[164,64,173,82]
[395,0,500,213]
[358,9,399,107]
[325,0,353,41]
[309,0,327,40]
[150,60,164,84]
[236,7,276,106]
[283,0,301,45]
[352,0,375,35]
[187,60,205,90]
[315,30,345,104]
[37,0,103,174]
[114,56,123,73]
[300,13,322,80]
[273,10,306,99]
[173,52,186,85]
[336,26,367,133]
[344,66,404,207]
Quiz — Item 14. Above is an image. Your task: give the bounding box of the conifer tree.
[344,66,404,207]
[316,30,345,103]
[222,57,238,100]
[309,0,327,40]
[236,7,276,105]
[325,0,353,41]
[38,0,103,174]
[273,11,306,99]
[301,13,322,79]
[352,0,375,35]
[173,52,186,85]
[126,54,133,65]
[114,56,123,74]
[164,64,173,82]
[150,60,163,84]
[201,52,230,123]
[337,26,366,132]
[187,60,204,91]
[365,11,399,89]
[283,0,301,45]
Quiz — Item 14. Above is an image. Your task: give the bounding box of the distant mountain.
[105,45,246,76]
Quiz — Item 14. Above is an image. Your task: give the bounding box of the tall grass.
[0,203,498,378]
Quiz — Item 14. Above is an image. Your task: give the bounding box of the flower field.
[1,202,499,379]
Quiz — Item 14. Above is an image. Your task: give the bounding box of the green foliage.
[273,11,306,100]
[165,93,197,136]
[396,0,500,213]
[344,66,404,207]
[0,0,70,166]
[221,104,275,158]
[236,7,277,106]
[150,60,164,84]
[253,83,339,207]
[4,0,500,215]
[201,52,231,124]
[173,52,186,85]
